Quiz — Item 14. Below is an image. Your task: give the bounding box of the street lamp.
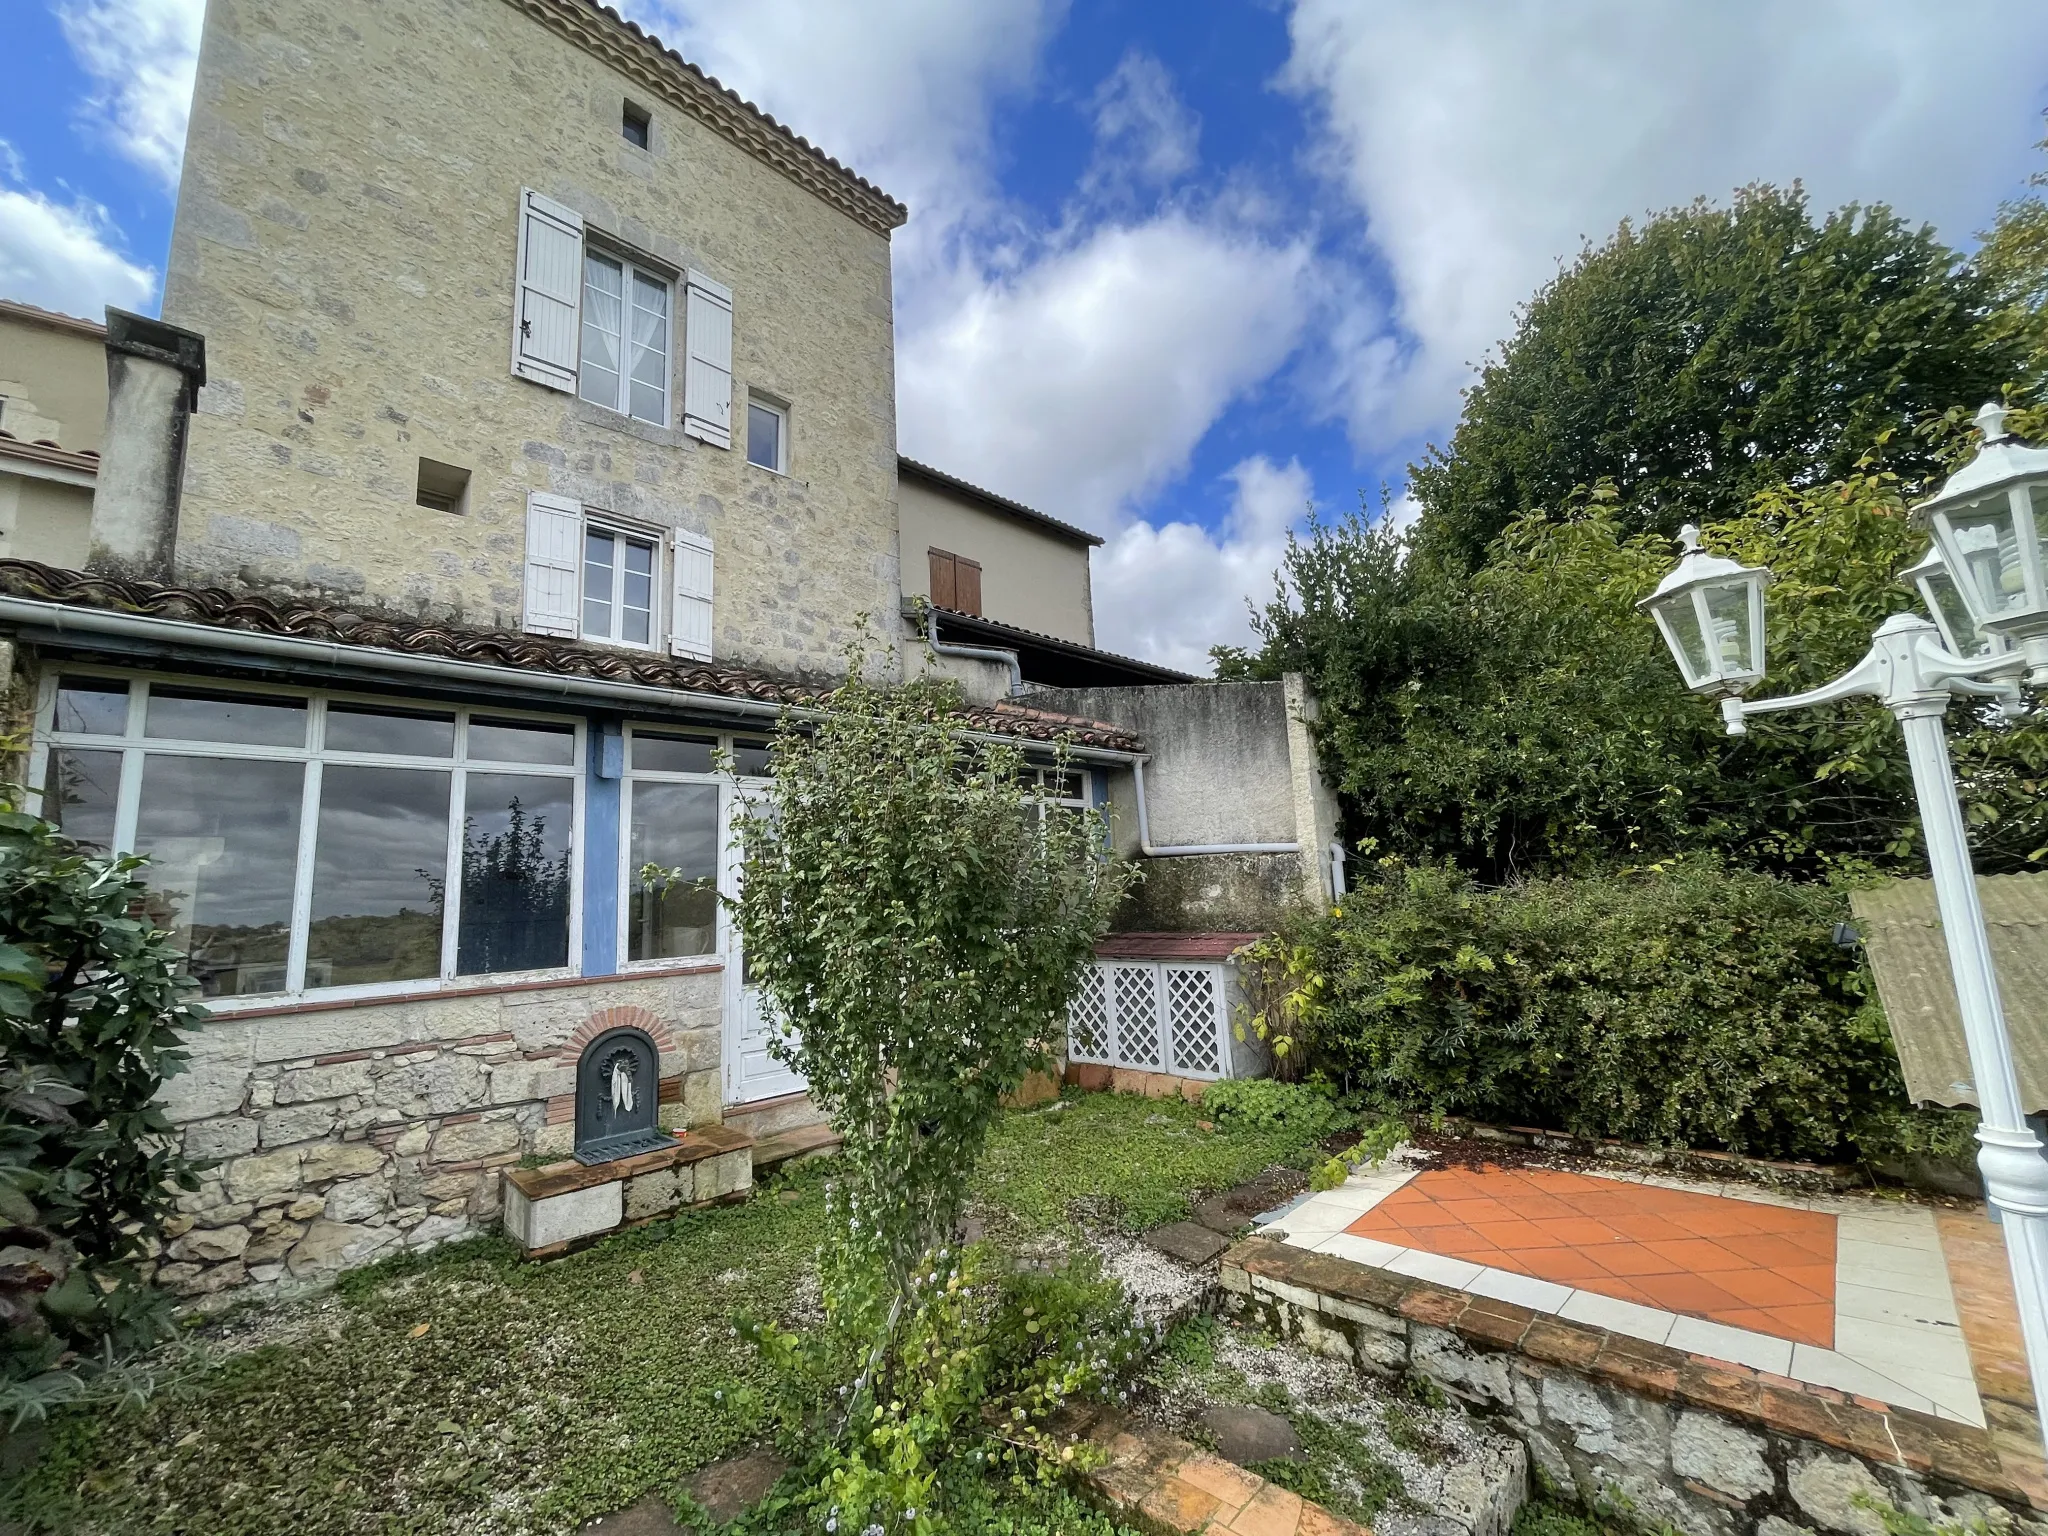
[1899,546,2004,660]
[1642,406,2048,1457]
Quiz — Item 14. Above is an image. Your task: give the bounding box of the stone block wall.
[155,967,722,1307]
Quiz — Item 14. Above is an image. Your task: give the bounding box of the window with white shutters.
[522,492,583,637]
[511,190,584,392]
[671,529,714,660]
[682,271,734,448]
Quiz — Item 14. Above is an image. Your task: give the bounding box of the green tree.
[1978,116,2048,389]
[1409,185,2027,572]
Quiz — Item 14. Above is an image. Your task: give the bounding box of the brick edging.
[1223,1237,2047,1511]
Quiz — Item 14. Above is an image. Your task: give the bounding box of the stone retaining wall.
[1221,1238,2046,1536]
[154,968,722,1307]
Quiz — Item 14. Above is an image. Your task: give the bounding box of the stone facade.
[163,0,903,679]
[154,968,722,1307]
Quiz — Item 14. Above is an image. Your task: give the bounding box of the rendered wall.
[897,474,1094,644]
[163,0,901,680]
[0,308,106,454]
[0,474,92,567]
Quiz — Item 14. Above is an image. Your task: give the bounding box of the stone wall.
[163,0,901,680]
[156,968,722,1308]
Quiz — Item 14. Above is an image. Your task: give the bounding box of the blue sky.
[5,0,2048,670]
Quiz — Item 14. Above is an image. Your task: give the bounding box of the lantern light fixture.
[1899,546,2005,660]
[1634,524,1772,697]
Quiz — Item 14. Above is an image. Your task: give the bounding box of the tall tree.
[1409,185,2027,572]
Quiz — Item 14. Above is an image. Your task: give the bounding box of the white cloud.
[56,0,204,189]
[1093,456,1312,673]
[897,216,1313,532]
[1082,51,1200,202]
[0,169,156,319]
[1284,0,2048,446]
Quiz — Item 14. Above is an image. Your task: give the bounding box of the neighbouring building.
[0,299,103,569]
[0,0,1340,1299]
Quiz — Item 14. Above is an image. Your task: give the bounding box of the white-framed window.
[579,250,671,425]
[30,670,585,1006]
[618,728,774,969]
[746,397,787,474]
[512,190,733,446]
[582,521,660,647]
[1069,960,1233,1080]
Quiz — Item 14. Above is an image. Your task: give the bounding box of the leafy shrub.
[1201,1078,1347,1139]
[0,790,207,1419]
[1291,858,1900,1160]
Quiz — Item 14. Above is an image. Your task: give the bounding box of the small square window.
[622,102,651,150]
[416,458,470,514]
[746,398,786,473]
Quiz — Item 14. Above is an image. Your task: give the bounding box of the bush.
[0,789,207,1420]
[1289,859,1900,1160]
[1200,1079,1347,1139]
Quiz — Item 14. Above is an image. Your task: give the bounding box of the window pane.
[746,402,780,470]
[147,687,307,747]
[134,755,304,997]
[732,739,774,777]
[307,765,450,988]
[627,780,720,961]
[42,747,121,851]
[623,537,654,644]
[579,252,624,411]
[467,718,576,765]
[631,732,716,774]
[324,706,455,757]
[55,677,128,735]
[584,528,616,638]
[628,272,668,424]
[456,772,573,975]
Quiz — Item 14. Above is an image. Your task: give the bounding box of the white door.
[721,788,806,1105]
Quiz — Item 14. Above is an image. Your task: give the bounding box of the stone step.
[751,1122,842,1174]
[1072,1408,1370,1536]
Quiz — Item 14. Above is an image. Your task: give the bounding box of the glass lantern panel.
[1702,583,1756,676]
[1918,568,1987,656]
[1945,496,2027,618]
[1657,597,1713,685]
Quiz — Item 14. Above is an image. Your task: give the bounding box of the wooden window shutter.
[512,189,583,392]
[955,556,982,617]
[670,529,714,660]
[523,491,583,636]
[928,548,956,610]
[682,270,733,447]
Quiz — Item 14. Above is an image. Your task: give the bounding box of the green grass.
[971,1090,1325,1236]
[1,1092,1309,1535]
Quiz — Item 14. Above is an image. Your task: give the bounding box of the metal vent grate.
[1069,965,1110,1062]
[1111,965,1163,1068]
[1165,967,1222,1077]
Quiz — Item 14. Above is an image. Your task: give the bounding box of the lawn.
[0,1091,1330,1535]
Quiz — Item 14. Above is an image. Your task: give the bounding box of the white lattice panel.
[1069,965,1111,1063]
[1110,965,1163,1068]
[1165,967,1223,1077]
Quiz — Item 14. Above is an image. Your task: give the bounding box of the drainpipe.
[918,603,1021,697]
[1329,839,1348,899]
[1131,756,1300,857]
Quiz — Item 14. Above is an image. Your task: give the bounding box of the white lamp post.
[1642,406,2048,1456]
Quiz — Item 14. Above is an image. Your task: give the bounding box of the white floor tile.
[1385,1248,1484,1289]
[1934,1399,1990,1428]
[1319,1180,1408,1215]
[1558,1289,1677,1345]
[1833,1280,1962,1331]
[1886,1370,1986,1427]
[1465,1265,1572,1314]
[1837,1237,1954,1284]
[1272,1197,1361,1234]
[1787,1344,1938,1414]
[1834,1315,1977,1380]
[1837,1213,1941,1251]
[1320,1232,1408,1269]
[1664,1315,1794,1375]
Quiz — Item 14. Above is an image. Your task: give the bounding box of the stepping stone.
[1202,1403,1305,1467]
[1142,1220,1232,1266]
[1192,1169,1307,1235]
[687,1447,788,1523]
[578,1494,690,1535]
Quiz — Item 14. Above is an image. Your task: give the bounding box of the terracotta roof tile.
[0,559,1143,754]
[1095,932,1264,960]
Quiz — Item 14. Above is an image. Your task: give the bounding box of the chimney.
[88,308,207,585]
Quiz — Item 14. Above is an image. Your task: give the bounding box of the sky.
[4,1,2048,674]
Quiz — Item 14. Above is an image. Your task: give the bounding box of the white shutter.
[670,529,714,659]
[682,270,733,448]
[523,492,583,637]
[512,189,583,392]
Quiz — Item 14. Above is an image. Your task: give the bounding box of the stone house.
[0,299,103,569]
[0,0,1343,1298]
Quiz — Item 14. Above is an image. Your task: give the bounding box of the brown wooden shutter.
[929,548,957,610]
[955,556,982,617]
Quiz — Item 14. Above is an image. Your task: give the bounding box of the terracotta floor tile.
[1732,1233,1837,1269]
[1421,1229,1511,1263]
[1779,1227,1841,1261]
[1710,1267,1831,1309]
[1780,1263,1838,1295]
[1750,1303,1835,1348]
[1436,1196,1518,1223]
[1542,1217,1628,1245]
[1633,1273,1751,1315]
[1646,1238,1753,1273]
[1499,1192,1581,1222]
[1584,1242,1686,1278]
[1514,1247,1621,1285]
[1602,1212,1696,1243]
[1469,1217,1565,1250]
[1666,1203,1781,1239]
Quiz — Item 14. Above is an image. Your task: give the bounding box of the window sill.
[202,959,724,1023]
[570,396,687,449]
